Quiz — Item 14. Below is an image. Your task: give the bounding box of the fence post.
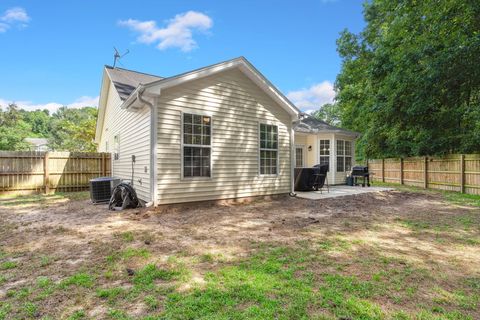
[423,156,428,189]
[101,153,106,176]
[400,158,404,185]
[43,152,49,194]
[381,158,385,183]
[460,154,465,193]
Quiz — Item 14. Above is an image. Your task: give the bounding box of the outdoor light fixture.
[308,145,312,151]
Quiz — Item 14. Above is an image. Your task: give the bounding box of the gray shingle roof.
[105,66,163,101]
[296,116,359,137]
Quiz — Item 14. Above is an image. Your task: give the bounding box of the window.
[336,140,353,172]
[183,113,211,178]
[259,123,278,175]
[295,146,304,168]
[113,135,120,160]
[336,140,344,172]
[105,141,109,152]
[319,139,330,170]
[345,141,352,171]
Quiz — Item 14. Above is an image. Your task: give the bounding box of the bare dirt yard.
[0,187,479,319]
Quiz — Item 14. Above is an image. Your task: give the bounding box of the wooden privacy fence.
[368,154,480,195]
[0,151,111,194]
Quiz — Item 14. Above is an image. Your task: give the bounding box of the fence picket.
[0,151,111,194]
[368,154,480,195]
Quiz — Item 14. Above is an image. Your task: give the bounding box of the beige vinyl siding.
[155,68,292,205]
[98,80,151,201]
[295,135,307,145]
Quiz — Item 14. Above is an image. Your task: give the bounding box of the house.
[294,116,359,185]
[95,57,357,206]
[24,138,50,151]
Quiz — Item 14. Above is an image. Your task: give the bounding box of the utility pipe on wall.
[136,88,158,207]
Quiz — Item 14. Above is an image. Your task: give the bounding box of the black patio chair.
[312,164,329,193]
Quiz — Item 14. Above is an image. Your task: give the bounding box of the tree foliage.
[49,107,97,152]
[0,104,98,151]
[335,0,480,158]
[311,103,341,126]
[0,104,34,151]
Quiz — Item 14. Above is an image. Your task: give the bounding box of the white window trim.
[318,138,331,169]
[294,144,305,168]
[336,139,353,172]
[180,111,213,180]
[258,122,279,177]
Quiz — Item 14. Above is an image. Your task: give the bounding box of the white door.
[295,145,305,168]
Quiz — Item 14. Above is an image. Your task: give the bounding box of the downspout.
[290,113,308,197]
[290,118,303,197]
[137,88,158,207]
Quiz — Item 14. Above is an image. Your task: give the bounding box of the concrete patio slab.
[295,185,394,200]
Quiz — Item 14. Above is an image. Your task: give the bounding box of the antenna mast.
[113,47,129,68]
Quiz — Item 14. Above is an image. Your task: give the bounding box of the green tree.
[311,103,341,126]
[335,0,480,159]
[0,104,32,150]
[21,109,51,137]
[49,107,98,152]
[0,104,97,152]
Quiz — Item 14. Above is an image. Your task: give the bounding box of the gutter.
[136,87,158,207]
[122,85,142,110]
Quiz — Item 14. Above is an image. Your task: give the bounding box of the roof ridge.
[104,65,163,79]
[140,56,245,88]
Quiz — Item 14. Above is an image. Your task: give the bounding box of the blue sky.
[0,0,365,113]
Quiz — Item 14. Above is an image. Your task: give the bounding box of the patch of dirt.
[0,190,479,318]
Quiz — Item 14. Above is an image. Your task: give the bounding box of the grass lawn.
[0,187,479,319]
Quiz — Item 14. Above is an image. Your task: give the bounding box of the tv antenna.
[113,47,129,68]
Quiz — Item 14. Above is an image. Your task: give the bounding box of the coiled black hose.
[109,182,140,210]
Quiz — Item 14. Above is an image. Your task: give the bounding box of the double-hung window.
[345,141,352,171]
[336,140,352,172]
[336,140,344,172]
[319,139,330,169]
[259,123,278,175]
[183,113,211,178]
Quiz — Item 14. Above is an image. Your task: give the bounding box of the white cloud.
[65,96,99,109]
[119,11,213,52]
[287,81,335,111]
[0,7,30,32]
[0,96,99,113]
[2,7,30,22]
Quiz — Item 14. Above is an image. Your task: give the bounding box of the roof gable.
[105,66,163,101]
[95,57,301,143]
[126,57,300,117]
